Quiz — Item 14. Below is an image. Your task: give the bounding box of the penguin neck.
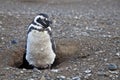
[27,25,51,34]
[28,26,41,32]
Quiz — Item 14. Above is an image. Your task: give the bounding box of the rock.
[97,71,109,77]
[84,69,92,74]
[109,71,119,74]
[11,39,17,44]
[84,69,92,79]
[20,71,24,73]
[116,52,120,57]
[72,76,81,80]
[56,75,66,80]
[80,32,89,36]
[51,69,59,73]
[108,63,118,71]
[3,67,10,70]
[59,76,66,79]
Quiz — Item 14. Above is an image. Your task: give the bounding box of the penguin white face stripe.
[47,27,52,31]
[39,15,45,19]
[34,15,45,25]
[28,24,51,32]
[28,24,43,31]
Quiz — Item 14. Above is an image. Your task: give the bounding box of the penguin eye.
[44,18,48,21]
[36,18,41,23]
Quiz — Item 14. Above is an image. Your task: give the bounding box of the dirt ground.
[0,0,120,80]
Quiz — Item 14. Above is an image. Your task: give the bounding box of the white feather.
[28,24,43,31]
[26,30,56,67]
[47,27,52,31]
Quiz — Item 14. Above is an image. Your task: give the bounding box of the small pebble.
[97,71,108,76]
[20,71,24,73]
[104,58,108,61]
[28,78,34,80]
[108,63,118,71]
[116,52,120,57]
[1,37,4,40]
[59,76,66,79]
[4,67,10,70]
[57,75,66,80]
[73,68,78,71]
[80,32,89,36]
[109,71,119,74]
[84,69,92,74]
[74,16,79,19]
[51,69,59,72]
[72,76,81,80]
[11,39,17,44]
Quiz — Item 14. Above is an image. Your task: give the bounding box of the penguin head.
[34,13,52,28]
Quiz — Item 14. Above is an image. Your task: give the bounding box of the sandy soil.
[0,0,120,80]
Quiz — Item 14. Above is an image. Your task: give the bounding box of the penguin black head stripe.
[39,13,49,19]
[25,13,56,69]
[33,13,52,28]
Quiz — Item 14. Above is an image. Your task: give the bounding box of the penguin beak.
[49,20,52,25]
[43,19,52,28]
[47,20,52,27]
[44,18,52,24]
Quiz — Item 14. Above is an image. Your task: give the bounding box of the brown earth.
[0,0,120,80]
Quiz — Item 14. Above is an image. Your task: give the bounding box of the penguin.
[24,13,56,69]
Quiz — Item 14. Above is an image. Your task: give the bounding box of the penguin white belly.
[26,30,56,67]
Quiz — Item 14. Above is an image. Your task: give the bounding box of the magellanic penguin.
[25,13,56,69]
